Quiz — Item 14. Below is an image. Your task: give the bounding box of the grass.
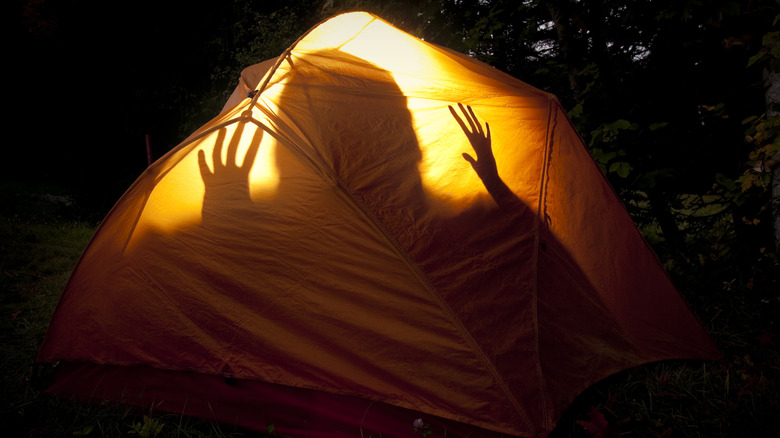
[0,182,95,408]
[1,180,778,437]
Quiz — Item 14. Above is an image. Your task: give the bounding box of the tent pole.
[145,134,153,167]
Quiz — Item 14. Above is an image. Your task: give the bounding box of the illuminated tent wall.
[37,12,720,438]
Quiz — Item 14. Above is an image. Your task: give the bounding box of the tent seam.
[252,16,378,101]
[533,94,557,428]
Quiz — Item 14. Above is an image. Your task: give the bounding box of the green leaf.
[592,148,617,164]
[609,161,633,178]
[610,119,632,131]
[716,173,736,191]
[73,426,94,436]
[741,115,759,125]
[748,49,767,67]
[568,102,584,119]
[129,416,164,438]
[738,173,763,192]
[762,31,780,46]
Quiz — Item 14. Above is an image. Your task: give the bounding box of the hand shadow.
[197,120,263,225]
[449,103,525,213]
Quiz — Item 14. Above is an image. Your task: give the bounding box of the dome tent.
[37,11,719,438]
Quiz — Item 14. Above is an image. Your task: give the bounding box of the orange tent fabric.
[37,12,720,437]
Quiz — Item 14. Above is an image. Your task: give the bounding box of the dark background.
[13,1,242,211]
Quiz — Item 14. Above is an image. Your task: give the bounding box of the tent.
[36,11,720,438]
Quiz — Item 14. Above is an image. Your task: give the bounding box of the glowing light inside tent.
[198,119,281,203]
[131,118,280,241]
[132,11,539,245]
[130,142,207,242]
[410,101,492,210]
[334,18,492,210]
[247,127,282,201]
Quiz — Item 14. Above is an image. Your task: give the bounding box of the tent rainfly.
[37,11,720,438]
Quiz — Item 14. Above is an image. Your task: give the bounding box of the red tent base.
[44,362,514,438]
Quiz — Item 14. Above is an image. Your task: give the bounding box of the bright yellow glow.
[247,127,282,201]
[254,12,511,212]
[127,136,207,248]
[329,17,488,211]
[200,119,280,197]
[338,18,444,93]
[126,11,547,248]
[129,113,281,245]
